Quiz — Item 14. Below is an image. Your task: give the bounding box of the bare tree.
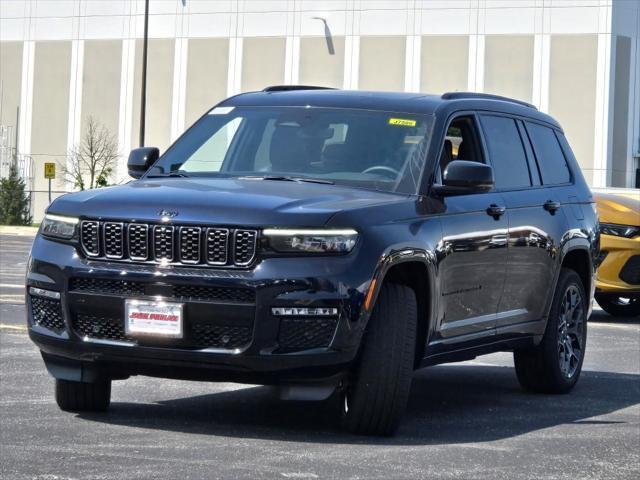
[60,116,119,190]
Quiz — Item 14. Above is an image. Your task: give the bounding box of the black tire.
[341,282,417,436]
[595,293,640,317]
[514,268,587,394]
[55,378,111,412]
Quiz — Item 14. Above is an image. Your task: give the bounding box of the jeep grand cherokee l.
[27,87,598,435]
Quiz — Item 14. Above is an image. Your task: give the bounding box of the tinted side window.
[480,115,531,190]
[525,122,571,185]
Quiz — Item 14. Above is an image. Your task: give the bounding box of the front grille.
[206,228,229,264]
[128,224,149,260]
[620,255,640,285]
[69,278,255,304]
[69,278,145,296]
[191,323,252,349]
[154,225,174,261]
[104,222,124,258]
[80,221,100,256]
[74,313,132,342]
[72,314,252,350]
[173,285,255,303]
[234,230,257,265]
[179,227,201,263]
[30,296,65,332]
[277,317,338,353]
[79,220,257,267]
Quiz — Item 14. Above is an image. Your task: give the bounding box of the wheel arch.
[364,247,438,367]
[560,247,593,297]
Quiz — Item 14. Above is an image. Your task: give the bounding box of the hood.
[594,192,640,226]
[48,177,412,227]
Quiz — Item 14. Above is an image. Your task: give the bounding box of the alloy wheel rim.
[557,285,585,379]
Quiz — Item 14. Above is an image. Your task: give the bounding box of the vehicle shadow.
[78,364,640,445]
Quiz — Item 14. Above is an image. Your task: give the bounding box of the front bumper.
[596,234,640,294]
[27,235,374,384]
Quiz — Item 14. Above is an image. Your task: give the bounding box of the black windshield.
[150,106,434,194]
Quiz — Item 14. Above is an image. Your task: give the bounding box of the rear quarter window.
[525,122,571,185]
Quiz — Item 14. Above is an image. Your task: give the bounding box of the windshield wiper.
[242,175,334,185]
[146,171,190,178]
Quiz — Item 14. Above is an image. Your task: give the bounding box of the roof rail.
[441,92,537,110]
[262,85,337,92]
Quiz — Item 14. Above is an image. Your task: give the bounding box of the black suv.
[27,87,598,435]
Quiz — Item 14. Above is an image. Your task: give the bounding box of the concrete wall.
[548,34,598,185]
[185,38,229,126]
[358,36,405,91]
[81,40,122,140]
[611,35,631,187]
[30,41,71,217]
[420,35,468,94]
[0,41,22,130]
[299,36,345,89]
[241,37,286,93]
[131,39,175,152]
[484,35,534,103]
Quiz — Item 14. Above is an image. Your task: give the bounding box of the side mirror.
[127,147,159,179]
[433,160,494,196]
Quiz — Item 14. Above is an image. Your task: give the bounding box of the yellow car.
[594,191,640,316]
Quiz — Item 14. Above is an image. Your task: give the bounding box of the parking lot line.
[588,322,639,331]
[0,324,27,332]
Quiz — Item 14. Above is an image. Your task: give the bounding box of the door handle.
[486,204,506,220]
[544,200,561,214]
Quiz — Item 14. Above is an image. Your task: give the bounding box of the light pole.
[139,0,150,147]
[139,1,185,147]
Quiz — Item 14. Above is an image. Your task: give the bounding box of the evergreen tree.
[0,163,32,225]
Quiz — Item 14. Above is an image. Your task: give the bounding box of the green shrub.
[0,163,32,225]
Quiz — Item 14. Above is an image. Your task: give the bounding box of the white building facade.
[1,0,639,221]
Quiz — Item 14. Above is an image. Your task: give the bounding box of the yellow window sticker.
[388,118,416,127]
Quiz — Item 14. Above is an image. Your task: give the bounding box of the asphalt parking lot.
[0,231,638,480]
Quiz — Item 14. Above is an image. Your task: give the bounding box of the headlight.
[599,223,640,238]
[41,214,79,240]
[262,228,358,254]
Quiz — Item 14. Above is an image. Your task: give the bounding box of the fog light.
[29,287,61,300]
[272,307,338,316]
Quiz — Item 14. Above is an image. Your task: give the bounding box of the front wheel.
[514,268,587,394]
[595,293,640,317]
[340,282,417,436]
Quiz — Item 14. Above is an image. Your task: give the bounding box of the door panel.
[436,192,508,340]
[497,188,568,329]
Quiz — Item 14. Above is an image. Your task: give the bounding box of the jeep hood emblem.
[158,209,178,218]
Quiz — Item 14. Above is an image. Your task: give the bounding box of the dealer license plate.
[124,299,183,338]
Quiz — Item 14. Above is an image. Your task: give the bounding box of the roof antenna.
[312,17,335,55]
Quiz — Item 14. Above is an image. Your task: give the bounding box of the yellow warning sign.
[44,163,56,179]
[388,118,416,127]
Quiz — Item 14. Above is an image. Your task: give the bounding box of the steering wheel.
[361,165,400,178]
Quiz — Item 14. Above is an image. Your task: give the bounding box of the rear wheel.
[595,293,640,317]
[55,379,111,412]
[341,282,417,436]
[514,268,587,393]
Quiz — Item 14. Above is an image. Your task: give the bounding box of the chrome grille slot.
[103,222,124,258]
[154,226,175,261]
[179,227,202,264]
[206,228,229,265]
[79,220,258,267]
[128,224,149,260]
[234,230,257,265]
[80,221,100,256]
